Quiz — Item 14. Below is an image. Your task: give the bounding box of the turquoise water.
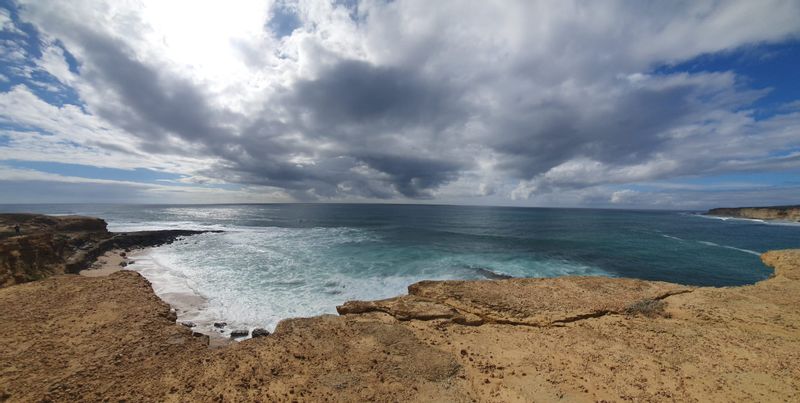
[3,204,798,331]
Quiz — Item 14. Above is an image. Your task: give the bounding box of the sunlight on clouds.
[1,0,799,206]
[140,0,275,112]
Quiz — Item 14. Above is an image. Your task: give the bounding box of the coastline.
[704,205,800,223]
[79,247,234,347]
[2,214,800,401]
[3,259,800,400]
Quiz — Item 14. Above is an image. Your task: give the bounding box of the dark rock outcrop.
[251,328,270,338]
[230,329,249,338]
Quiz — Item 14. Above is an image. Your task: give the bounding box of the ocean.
[3,204,798,334]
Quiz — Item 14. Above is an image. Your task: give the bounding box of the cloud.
[1,0,799,206]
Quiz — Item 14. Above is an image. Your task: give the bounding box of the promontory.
[706,205,800,222]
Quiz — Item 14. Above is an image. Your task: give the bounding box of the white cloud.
[0,0,798,206]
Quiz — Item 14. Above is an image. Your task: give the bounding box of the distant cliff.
[706,205,800,222]
[0,213,215,287]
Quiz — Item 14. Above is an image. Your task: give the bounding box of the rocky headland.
[1,214,799,401]
[706,205,800,222]
[0,213,215,287]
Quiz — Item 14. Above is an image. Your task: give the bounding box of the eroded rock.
[230,329,248,338]
[251,328,270,338]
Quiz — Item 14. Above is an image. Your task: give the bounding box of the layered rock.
[0,214,215,287]
[706,205,800,221]
[338,277,692,326]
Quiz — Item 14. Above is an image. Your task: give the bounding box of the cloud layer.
[1,0,799,207]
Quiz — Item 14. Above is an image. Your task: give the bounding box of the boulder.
[251,328,270,338]
[230,329,248,338]
[165,309,177,322]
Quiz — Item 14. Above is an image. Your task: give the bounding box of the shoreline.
[2,214,800,401]
[79,247,234,347]
[704,205,800,223]
[2,249,800,400]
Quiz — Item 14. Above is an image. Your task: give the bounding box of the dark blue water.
[3,204,797,287]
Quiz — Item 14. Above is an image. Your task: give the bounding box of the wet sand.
[78,248,233,348]
[79,249,129,277]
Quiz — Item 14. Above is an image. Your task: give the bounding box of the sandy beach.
[78,249,129,277]
[78,248,233,348]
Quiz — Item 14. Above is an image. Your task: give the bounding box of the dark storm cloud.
[135,57,467,199]
[71,31,234,151]
[291,60,456,130]
[356,153,463,198]
[492,77,746,179]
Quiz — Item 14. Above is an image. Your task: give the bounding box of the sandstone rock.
[337,295,460,321]
[0,214,219,288]
[706,205,800,222]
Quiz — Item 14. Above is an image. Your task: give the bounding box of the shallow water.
[4,203,798,333]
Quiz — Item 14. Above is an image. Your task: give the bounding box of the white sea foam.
[107,220,230,232]
[698,240,719,247]
[692,214,800,227]
[696,240,761,256]
[126,225,609,338]
[127,251,213,328]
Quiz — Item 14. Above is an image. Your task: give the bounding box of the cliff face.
[0,215,110,287]
[0,214,213,288]
[706,205,800,221]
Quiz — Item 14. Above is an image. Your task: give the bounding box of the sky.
[0,0,799,209]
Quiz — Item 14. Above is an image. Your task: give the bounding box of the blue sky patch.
[267,1,301,38]
[653,40,800,120]
[4,160,184,184]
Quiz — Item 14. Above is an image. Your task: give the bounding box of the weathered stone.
[0,214,220,288]
[230,329,248,338]
[251,328,270,338]
[706,205,800,222]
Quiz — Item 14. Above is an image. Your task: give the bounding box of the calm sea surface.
[3,204,798,331]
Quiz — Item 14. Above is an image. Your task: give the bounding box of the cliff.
[1,234,799,400]
[0,214,214,287]
[706,205,800,222]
